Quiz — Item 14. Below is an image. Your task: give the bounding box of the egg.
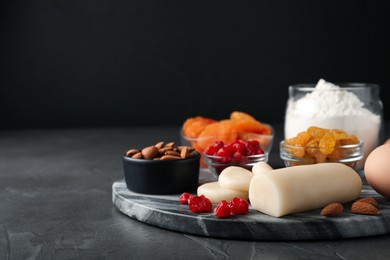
[364,144,390,199]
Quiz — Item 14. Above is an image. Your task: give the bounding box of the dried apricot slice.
[230,111,271,135]
[232,119,266,134]
[230,111,257,122]
[197,121,238,150]
[182,116,216,138]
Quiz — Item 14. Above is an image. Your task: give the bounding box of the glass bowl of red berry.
[203,139,268,176]
[180,128,274,168]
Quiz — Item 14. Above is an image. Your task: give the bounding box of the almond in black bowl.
[123,142,200,194]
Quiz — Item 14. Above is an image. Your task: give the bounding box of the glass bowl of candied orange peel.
[180,111,274,167]
[280,126,363,169]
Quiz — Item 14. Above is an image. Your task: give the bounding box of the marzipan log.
[249,163,362,217]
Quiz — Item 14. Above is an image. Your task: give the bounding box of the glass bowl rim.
[289,83,380,92]
[280,140,364,150]
[203,152,267,160]
[203,152,268,167]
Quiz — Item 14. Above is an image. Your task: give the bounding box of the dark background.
[1,0,389,129]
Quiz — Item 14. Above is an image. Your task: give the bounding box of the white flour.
[285,79,381,168]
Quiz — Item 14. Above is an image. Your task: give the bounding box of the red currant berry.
[229,197,249,215]
[204,145,217,155]
[232,151,243,162]
[212,141,224,151]
[229,140,247,155]
[214,200,231,218]
[188,195,212,213]
[179,192,193,205]
[246,140,262,155]
[216,146,233,158]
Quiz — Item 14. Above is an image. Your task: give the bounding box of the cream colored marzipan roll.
[198,182,248,203]
[249,163,362,217]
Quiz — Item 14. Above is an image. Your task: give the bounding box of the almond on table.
[320,203,344,217]
[351,201,379,215]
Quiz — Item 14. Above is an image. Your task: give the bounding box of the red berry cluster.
[214,198,249,218]
[180,193,212,213]
[204,140,264,163]
[179,192,249,218]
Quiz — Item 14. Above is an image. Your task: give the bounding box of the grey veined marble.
[112,170,390,241]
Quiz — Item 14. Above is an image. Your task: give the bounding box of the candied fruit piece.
[302,156,316,165]
[319,132,337,155]
[315,152,328,163]
[179,192,194,205]
[307,126,328,139]
[330,129,348,140]
[229,197,249,215]
[328,147,343,160]
[182,116,216,138]
[305,139,320,158]
[296,131,311,146]
[289,146,306,158]
[285,131,310,146]
[284,137,297,146]
[188,195,212,213]
[214,200,231,218]
[339,134,359,145]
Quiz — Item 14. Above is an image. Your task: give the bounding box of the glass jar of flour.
[284,79,383,169]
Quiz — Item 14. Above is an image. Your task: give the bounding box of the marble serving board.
[112,169,390,241]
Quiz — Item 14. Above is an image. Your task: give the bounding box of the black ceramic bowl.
[123,152,200,194]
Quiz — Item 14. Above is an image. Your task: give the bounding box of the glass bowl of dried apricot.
[280,126,363,169]
[180,111,274,167]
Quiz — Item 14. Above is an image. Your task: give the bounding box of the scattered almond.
[351,201,379,215]
[355,197,378,207]
[320,202,344,217]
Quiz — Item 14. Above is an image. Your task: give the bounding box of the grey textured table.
[1,123,390,259]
